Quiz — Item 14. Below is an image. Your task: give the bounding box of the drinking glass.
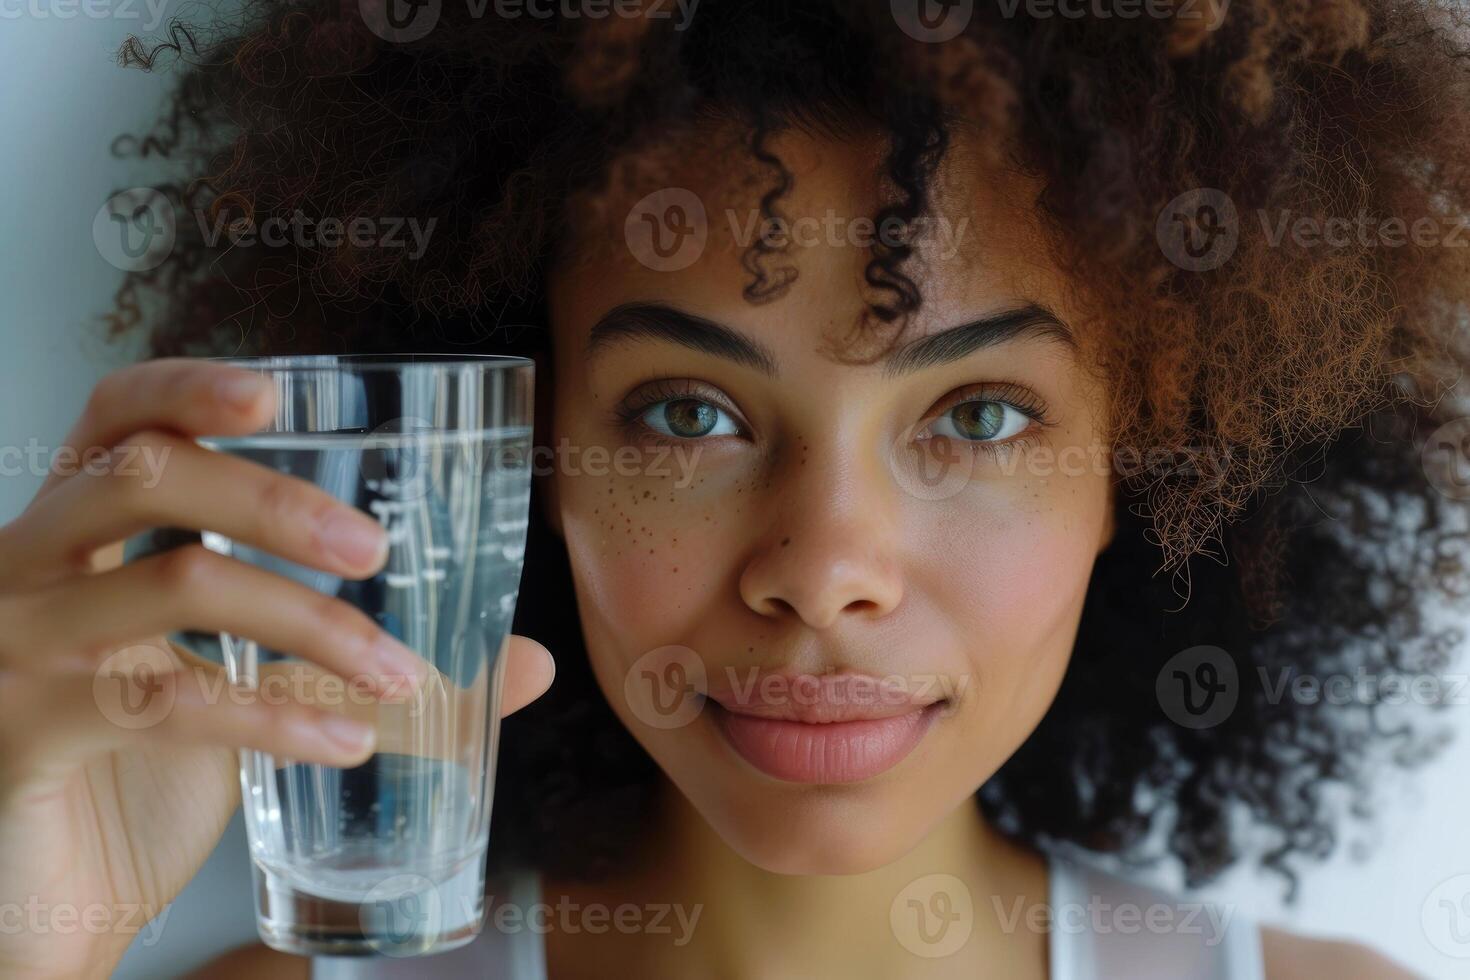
[197,354,533,957]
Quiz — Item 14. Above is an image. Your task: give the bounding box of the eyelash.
[919,380,1058,460]
[613,378,1057,453]
[612,379,748,439]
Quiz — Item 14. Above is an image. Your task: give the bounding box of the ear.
[532,348,564,540]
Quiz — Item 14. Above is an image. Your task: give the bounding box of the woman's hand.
[0,359,555,980]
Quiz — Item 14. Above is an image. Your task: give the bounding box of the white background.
[3,11,1470,979]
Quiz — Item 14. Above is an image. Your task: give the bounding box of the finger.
[2,431,388,588]
[11,546,425,694]
[500,635,555,716]
[216,639,554,756]
[35,358,275,500]
[12,650,378,777]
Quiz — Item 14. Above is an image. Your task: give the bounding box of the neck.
[542,778,1051,980]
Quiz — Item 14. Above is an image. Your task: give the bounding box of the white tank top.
[313,854,1263,979]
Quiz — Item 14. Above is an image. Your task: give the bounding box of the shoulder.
[1048,856,1260,977]
[184,942,311,980]
[1261,927,1420,980]
[1054,858,1420,980]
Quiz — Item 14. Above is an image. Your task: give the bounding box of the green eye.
[930,400,1028,442]
[641,398,737,438]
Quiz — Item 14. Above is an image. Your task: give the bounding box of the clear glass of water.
[198,354,533,957]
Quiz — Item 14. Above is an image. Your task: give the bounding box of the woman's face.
[546,124,1117,875]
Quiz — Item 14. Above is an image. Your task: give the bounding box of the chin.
[700,794,939,875]
[711,811,929,881]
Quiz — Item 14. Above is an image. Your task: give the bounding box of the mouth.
[706,674,947,784]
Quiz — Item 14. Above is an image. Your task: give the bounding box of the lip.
[710,699,943,784]
[704,670,943,724]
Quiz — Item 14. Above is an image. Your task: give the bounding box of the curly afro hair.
[110,0,1470,897]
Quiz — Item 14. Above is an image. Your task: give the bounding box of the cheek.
[556,466,742,669]
[921,478,1105,723]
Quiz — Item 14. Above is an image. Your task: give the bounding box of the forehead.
[549,120,1078,352]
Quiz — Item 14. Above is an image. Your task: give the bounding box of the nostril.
[762,596,798,618]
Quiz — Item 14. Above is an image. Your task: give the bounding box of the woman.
[2,1,1466,976]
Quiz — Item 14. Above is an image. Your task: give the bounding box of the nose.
[737,449,904,630]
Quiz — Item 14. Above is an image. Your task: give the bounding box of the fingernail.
[318,714,375,754]
[216,371,269,409]
[320,509,387,568]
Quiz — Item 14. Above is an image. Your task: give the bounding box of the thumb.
[499,634,556,716]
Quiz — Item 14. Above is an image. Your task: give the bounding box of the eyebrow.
[587,303,779,375]
[884,304,1077,377]
[584,302,1075,377]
